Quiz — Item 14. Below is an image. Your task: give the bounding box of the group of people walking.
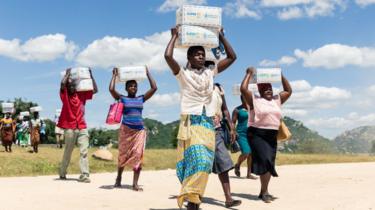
[46,24,293,209]
[0,110,45,153]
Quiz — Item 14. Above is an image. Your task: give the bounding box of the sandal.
[264,193,276,201]
[258,193,272,203]
[234,164,241,177]
[225,199,242,208]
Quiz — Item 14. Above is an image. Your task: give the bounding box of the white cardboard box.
[256,68,281,84]
[30,106,43,113]
[20,111,30,117]
[117,66,147,83]
[61,67,91,80]
[2,107,14,114]
[177,25,219,48]
[75,79,94,92]
[176,5,222,28]
[2,103,14,109]
[232,84,258,96]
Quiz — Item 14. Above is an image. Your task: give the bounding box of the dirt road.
[0,162,374,210]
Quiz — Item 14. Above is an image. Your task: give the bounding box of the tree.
[371,141,375,154]
[171,124,179,148]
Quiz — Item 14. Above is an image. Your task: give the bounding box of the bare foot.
[234,164,241,177]
[132,185,143,191]
[114,177,121,188]
[246,175,258,180]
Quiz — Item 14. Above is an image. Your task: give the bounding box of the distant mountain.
[334,126,375,153]
[89,116,339,153]
[280,117,337,153]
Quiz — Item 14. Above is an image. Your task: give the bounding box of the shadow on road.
[149,209,180,210]
[53,178,79,182]
[99,184,135,190]
[231,192,259,201]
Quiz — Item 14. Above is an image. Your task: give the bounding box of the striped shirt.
[121,95,144,130]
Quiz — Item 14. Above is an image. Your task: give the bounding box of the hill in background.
[334,126,375,154]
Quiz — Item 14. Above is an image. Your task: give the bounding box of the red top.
[57,88,93,129]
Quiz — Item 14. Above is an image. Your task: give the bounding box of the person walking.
[58,68,98,183]
[232,96,257,179]
[211,83,241,208]
[109,66,157,191]
[0,112,16,152]
[240,67,292,203]
[165,26,236,209]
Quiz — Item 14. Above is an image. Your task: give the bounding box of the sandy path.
[0,162,374,210]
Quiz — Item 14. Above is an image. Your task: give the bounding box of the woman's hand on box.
[112,67,118,76]
[219,27,224,36]
[246,67,256,75]
[171,26,179,37]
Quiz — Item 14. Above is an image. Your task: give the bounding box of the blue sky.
[1,0,375,138]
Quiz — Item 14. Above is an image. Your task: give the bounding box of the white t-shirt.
[176,66,218,117]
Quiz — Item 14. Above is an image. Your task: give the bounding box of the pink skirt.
[118,124,146,170]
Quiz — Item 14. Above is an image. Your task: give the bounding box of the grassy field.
[0,146,374,177]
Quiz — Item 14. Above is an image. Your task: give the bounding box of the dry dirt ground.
[0,162,374,210]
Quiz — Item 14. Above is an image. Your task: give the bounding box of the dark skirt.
[212,127,234,174]
[248,127,278,177]
[1,127,14,146]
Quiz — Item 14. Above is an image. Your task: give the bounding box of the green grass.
[0,146,374,177]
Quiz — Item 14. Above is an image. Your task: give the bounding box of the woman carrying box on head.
[0,112,16,152]
[30,111,42,153]
[232,95,257,179]
[165,25,236,210]
[240,67,292,203]
[109,66,157,191]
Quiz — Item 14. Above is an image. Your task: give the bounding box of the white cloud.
[282,108,308,116]
[294,44,375,69]
[224,0,262,19]
[290,80,312,91]
[369,85,375,93]
[225,0,346,20]
[277,7,303,20]
[0,33,77,62]
[355,0,375,7]
[76,31,186,72]
[263,0,346,19]
[261,0,312,7]
[158,0,207,12]
[259,55,297,67]
[147,92,180,107]
[286,80,351,110]
[306,112,375,129]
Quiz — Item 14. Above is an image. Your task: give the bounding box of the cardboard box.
[61,67,91,80]
[20,111,30,117]
[232,84,258,96]
[176,5,222,28]
[116,66,147,83]
[71,67,91,80]
[2,103,14,109]
[256,68,281,84]
[75,79,94,92]
[30,106,43,113]
[2,107,14,114]
[177,25,219,48]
